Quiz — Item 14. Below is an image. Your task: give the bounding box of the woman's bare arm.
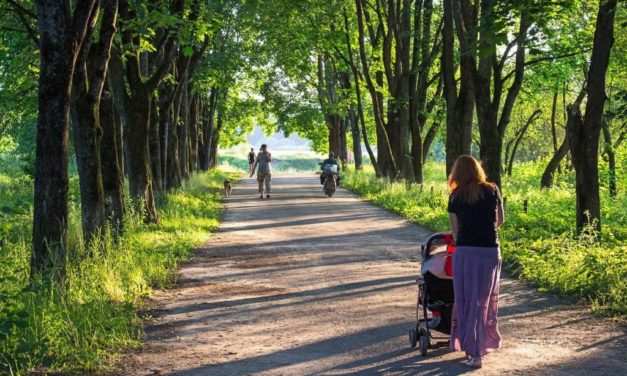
[449,213,459,242]
[496,199,505,228]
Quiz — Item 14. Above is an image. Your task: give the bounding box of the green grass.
[342,158,627,317]
[0,168,240,374]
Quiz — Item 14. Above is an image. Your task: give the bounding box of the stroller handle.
[421,232,454,259]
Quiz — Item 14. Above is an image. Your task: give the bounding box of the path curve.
[122,174,626,375]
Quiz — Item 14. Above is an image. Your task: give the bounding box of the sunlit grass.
[0,168,239,374]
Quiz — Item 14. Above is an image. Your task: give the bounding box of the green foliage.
[342,159,626,316]
[0,169,238,374]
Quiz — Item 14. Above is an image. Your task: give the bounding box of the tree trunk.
[100,87,125,232]
[189,91,200,172]
[568,0,616,233]
[349,106,363,169]
[149,94,163,190]
[70,0,118,245]
[158,80,173,187]
[178,81,190,180]
[107,48,128,178]
[355,0,396,177]
[209,89,225,169]
[327,114,342,160]
[200,87,217,171]
[602,120,617,197]
[32,0,98,276]
[540,133,569,189]
[342,8,376,174]
[71,91,106,245]
[166,80,182,189]
[479,129,503,187]
[442,0,473,176]
[126,90,159,223]
[550,90,562,174]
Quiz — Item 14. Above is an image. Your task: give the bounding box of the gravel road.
[121,174,627,376]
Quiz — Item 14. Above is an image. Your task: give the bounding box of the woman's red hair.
[448,155,495,204]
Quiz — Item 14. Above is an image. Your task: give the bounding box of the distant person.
[248,147,256,175]
[320,152,340,186]
[251,144,272,199]
[447,155,504,369]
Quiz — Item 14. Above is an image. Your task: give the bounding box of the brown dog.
[223,180,232,197]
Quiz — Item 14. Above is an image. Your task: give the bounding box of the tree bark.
[178,80,190,180]
[209,88,226,169]
[348,106,362,169]
[442,0,473,176]
[200,87,217,171]
[189,91,200,172]
[149,93,163,190]
[568,0,616,233]
[126,89,159,222]
[158,79,174,188]
[602,119,616,197]
[100,86,125,232]
[71,0,118,245]
[32,0,98,276]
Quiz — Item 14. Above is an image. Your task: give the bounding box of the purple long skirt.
[449,246,502,357]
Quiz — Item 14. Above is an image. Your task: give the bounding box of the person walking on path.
[447,155,505,369]
[251,144,272,199]
[248,147,256,175]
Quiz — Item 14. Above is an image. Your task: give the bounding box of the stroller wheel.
[419,328,429,356]
[408,328,418,348]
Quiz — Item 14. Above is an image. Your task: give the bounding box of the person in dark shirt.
[320,152,341,185]
[447,155,504,369]
[248,147,256,175]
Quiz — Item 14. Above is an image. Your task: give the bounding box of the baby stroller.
[408,232,456,355]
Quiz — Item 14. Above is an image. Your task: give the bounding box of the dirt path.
[121,174,626,375]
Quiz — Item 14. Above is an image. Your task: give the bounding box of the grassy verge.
[0,168,240,374]
[342,161,626,317]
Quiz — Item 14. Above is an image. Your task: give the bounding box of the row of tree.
[250,0,622,233]
[2,0,246,277]
[0,0,624,279]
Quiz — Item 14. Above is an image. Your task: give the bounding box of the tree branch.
[502,48,592,82]
[4,0,39,48]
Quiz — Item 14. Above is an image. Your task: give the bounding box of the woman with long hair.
[447,155,505,368]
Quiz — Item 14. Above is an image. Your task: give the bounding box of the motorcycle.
[323,173,338,197]
[320,162,339,197]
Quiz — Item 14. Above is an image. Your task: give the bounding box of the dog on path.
[223,180,232,197]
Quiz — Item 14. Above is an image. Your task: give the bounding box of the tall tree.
[452,0,532,188]
[441,0,474,175]
[568,0,617,233]
[71,0,119,245]
[118,0,181,222]
[31,0,98,276]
